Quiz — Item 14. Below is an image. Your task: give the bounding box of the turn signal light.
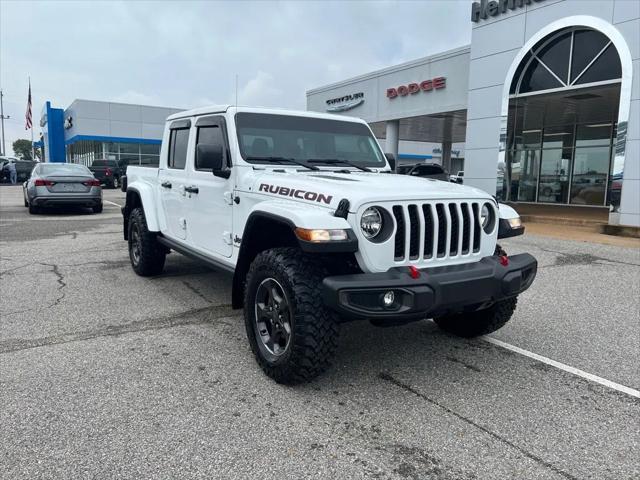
[295,228,348,242]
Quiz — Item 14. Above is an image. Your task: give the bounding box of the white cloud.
[0,0,471,156]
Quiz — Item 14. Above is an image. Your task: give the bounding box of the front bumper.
[322,253,537,321]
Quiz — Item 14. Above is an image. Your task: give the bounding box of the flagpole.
[29,77,36,161]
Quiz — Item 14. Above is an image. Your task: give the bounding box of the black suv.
[398,163,450,182]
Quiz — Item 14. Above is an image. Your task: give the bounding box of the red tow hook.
[499,255,509,267]
[408,265,421,279]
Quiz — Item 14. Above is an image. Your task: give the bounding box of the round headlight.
[481,204,490,228]
[480,202,495,233]
[361,207,383,239]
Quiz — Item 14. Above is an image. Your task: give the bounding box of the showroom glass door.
[570,124,613,205]
[538,125,574,203]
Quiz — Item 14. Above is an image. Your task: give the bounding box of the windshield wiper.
[307,158,372,172]
[246,156,319,171]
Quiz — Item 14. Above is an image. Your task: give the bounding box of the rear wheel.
[244,247,339,384]
[433,297,517,338]
[28,204,39,214]
[128,207,166,276]
[92,203,103,214]
[23,193,28,207]
[112,177,120,189]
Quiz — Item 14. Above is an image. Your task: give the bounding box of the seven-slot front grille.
[392,202,483,262]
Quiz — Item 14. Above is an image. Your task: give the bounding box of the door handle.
[161,181,172,189]
[184,185,199,194]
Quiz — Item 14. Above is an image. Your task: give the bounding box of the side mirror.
[384,153,396,172]
[196,143,227,177]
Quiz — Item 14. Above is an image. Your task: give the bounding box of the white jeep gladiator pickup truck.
[121,106,536,384]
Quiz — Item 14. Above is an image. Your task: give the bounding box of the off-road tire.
[28,204,39,214]
[92,203,103,214]
[244,247,339,384]
[128,207,166,276]
[433,297,517,338]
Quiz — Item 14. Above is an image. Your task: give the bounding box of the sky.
[0,0,471,157]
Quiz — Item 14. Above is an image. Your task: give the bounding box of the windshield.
[235,113,386,168]
[39,164,92,176]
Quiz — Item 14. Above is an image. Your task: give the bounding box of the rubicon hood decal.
[259,183,333,205]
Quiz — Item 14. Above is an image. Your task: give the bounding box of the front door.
[159,121,192,240]
[186,116,233,257]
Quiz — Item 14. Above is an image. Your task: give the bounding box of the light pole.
[0,89,10,156]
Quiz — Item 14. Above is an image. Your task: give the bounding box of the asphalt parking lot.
[1,184,639,480]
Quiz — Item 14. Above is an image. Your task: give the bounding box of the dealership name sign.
[471,0,545,23]
[326,92,364,112]
[386,77,446,99]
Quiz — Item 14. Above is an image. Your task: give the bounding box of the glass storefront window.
[514,129,542,150]
[570,29,611,83]
[539,148,572,203]
[575,124,612,147]
[571,146,610,205]
[140,143,160,167]
[542,125,574,150]
[508,149,540,202]
[505,26,622,208]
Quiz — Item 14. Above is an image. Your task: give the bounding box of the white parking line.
[104,200,122,208]
[483,336,640,399]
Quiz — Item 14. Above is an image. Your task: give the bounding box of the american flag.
[25,80,32,130]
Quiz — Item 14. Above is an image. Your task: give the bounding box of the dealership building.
[37,99,182,168]
[307,0,640,227]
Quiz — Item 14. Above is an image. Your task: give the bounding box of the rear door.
[158,119,192,241]
[186,116,233,257]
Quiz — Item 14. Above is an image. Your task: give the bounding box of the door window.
[168,128,189,169]
[196,125,225,171]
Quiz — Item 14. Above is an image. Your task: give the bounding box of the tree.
[12,139,41,160]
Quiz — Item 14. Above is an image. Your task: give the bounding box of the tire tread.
[244,247,338,384]
[128,207,166,276]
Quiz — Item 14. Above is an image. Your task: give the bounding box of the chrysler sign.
[326,92,364,112]
[471,0,546,23]
[386,77,446,99]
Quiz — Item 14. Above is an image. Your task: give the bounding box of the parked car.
[450,170,464,184]
[1,157,38,183]
[89,159,127,189]
[121,105,536,384]
[23,163,102,214]
[398,163,450,182]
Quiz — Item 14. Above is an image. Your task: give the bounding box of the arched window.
[510,28,622,95]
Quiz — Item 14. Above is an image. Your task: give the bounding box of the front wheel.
[433,297,517,338]
[244,247,339,384]
[128,207,166,276]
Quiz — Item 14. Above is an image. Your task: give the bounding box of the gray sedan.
[23,163,103,214]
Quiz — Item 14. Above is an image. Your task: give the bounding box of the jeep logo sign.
[386,77,446,99]
[471,0,546,23]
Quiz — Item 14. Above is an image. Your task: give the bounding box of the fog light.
[382,291,395,307]
[508,218,522,228]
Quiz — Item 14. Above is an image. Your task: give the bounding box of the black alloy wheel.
[254,278,292,357]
